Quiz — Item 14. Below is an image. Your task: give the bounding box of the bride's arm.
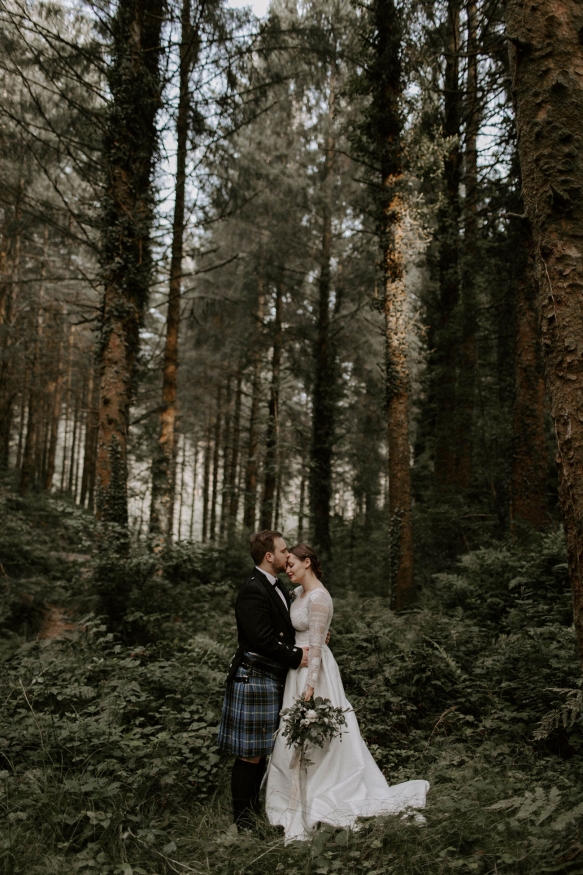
[304,590,331,700]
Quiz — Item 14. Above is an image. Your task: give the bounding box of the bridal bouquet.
[279,696,350,768]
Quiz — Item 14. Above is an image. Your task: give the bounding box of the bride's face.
[286,554,308,584]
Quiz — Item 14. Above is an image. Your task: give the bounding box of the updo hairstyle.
[289,543,322,578]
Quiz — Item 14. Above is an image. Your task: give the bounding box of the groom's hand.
[300,647,309,667]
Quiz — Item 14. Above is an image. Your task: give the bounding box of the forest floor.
[1,480,583,875]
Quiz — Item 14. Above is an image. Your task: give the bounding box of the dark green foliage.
[94,536,250,642]
[0,624,225,874]
[2,480,583,873]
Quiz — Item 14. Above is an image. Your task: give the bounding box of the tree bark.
[220,376,233,539]
[507,0,583,657]
[310,113,336,560]
[228,370,243,526]
[243,288,265,530]
[298,473,306,541]
[149,0,197,547]
[0,222,20,467]
[202,422,212,542]
[81,363,99,508]
[510,221,548,529]
[68,384,81,496]
[456,0,479,489]
[189,441,199,539]
[375,0,414,609]
[96,0,165,536]
[433,0,462,488]
[209,386,222,541]
[177,434,187,538]
[19,232,46,495]
[261,276,283,530]
[60,325,74,491]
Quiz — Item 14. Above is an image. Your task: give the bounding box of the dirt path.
[39,604,78,640]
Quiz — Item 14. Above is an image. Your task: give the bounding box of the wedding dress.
[265,586,429,842]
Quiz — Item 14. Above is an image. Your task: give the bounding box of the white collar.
[256,566,277,586]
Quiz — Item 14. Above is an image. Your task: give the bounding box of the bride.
[265,543,429,842]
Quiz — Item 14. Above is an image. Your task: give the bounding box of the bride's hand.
[304,686,314,701]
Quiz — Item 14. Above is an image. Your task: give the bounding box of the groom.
[217,530,309,830]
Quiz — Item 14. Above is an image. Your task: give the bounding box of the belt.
[240,652,288,681]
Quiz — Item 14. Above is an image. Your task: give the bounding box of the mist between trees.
[1,0,582,633]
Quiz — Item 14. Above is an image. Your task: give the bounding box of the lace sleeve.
[306,589,332,691]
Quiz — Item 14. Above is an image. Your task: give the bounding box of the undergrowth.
[1,485,583,873]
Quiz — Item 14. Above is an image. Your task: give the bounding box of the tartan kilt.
[217,662,285,758]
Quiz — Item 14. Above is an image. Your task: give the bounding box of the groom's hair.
[250,530,283,565]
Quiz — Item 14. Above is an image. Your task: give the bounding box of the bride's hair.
[289,543,322,578]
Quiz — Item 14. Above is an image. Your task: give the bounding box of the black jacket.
[226,568,303,683]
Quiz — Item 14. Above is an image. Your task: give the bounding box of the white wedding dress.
[265,586,429,842]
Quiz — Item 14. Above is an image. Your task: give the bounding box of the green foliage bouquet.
[279,696,350,768]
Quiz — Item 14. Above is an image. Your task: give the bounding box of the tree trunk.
[220,376,233,539]
[81,363,99,508]
[433,0,462,488]
[261,276,283,530]
[96,0,165,536]
[60,326,74,490]
[310,114,336,560]
[510,221,548,529]
[177,434,187,539]
[507,0,583,657]
[202,423,212,542]
[298,473,306,541]
[375,0,414,609]
[68,386,81,496]
[243,289,265,530]
[228,370,243,526]
[189,441,199,539]
[209,386,222,541]
[149,0,197,547]
[274,464,282,531]
[0,224,21,467]
[45,324,64,491]
[19,248,45,495]
[455,0,479,490]
[20,389,39,494]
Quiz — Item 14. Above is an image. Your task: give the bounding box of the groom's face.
[269,537,289,574]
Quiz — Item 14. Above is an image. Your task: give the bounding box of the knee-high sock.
[231,758,262,827]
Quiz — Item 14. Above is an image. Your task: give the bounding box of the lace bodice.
[290,586,333,690]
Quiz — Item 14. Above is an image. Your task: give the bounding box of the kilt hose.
[218,656,286,758]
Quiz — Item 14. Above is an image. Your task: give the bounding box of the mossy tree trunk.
[369,0,414,609]
[510,219,548,530]
[456,0,479,490]
[508,0,583,657]
[81,363,99,509]
[96,0,165,538]
[149,0,198,548]
[433,0,462,489]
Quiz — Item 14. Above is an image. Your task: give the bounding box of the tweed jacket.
[226,567,303,683]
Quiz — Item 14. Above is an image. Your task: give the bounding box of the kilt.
[217,657,286,758]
